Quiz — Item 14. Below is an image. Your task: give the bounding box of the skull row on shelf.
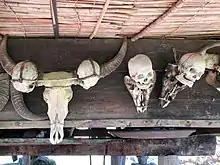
[125,42,220,112]
[0,35,220,145]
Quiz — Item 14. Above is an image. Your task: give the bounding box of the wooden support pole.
[158,156,179,165]
[131,0,184,41]
[49,0,59,38]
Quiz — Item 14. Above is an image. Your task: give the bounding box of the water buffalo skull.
[0,35,127,144]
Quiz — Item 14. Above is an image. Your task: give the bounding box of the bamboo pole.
[131,0,184,41]
[89,0,110,39]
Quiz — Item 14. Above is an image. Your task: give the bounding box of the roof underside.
[1,0,220,39]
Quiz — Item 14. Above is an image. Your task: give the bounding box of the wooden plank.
[0,38,220,127]
[0,135,216,155]
[0,138,112,146]
[0,119,219,129]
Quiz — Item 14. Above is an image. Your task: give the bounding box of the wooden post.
[158,156,179,165]
[111,156,126,165]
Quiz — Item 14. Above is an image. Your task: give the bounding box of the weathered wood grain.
[0,119,220,129]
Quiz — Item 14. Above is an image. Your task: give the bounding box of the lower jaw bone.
[50,122,64,145]
[160,82,187,108]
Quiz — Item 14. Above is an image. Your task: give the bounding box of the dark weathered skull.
[159,63,187,108]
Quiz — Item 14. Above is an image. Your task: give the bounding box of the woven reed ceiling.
[0,0,220,40]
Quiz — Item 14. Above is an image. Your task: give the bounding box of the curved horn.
[199,42,220,56]
[100,38,128,78]
[10,83,47,120]
[0,73,10,111]
[0,35,16,76]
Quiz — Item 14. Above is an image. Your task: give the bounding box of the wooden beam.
[0,119,219,129]
[0,135,216,155]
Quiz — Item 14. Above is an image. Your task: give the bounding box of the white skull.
[77,60,100,89]
[175,53,206,87]
[43,86,73,144]
[128,54,154,89]
[12,61,38,93]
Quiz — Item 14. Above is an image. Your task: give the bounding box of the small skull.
[77,59,100,89]
[160,64,187,108]
[175,53,206,87]
[125,54,156,113]
[12,61,38,93]
[128,54,154,89]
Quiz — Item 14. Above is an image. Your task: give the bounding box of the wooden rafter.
[131,0,184,41]
[166,0,215,37]
[49,0,59,38]
[3,0,26,37]
[90,0,110,39]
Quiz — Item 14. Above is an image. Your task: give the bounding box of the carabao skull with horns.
[0,35,127,144]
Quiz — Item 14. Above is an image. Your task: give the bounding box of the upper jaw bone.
[50,121,64,144]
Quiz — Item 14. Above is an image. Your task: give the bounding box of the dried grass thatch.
[0,0,220,39]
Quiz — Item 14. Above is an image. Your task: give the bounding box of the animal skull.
[0,35,127,144]
[175,53,206,87]
[125,54,156,113]
[42,72,73,144]
[159,63,187,108]
[11,61,38,93]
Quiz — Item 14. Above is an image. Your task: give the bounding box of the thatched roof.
[1,0,220,40]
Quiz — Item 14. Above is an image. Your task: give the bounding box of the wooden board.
[0,38,220,128]
[0,135,216,155]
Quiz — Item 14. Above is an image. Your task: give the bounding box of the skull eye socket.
[147,72,153,77]
[29,83,34,89]
[168,96,173,101]
[137,74,144,79]
[170,77,175,82]
[189,68,196,73]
